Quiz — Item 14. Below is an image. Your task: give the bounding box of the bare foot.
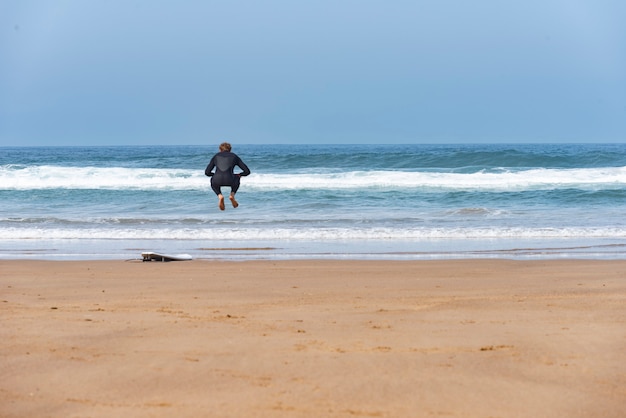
[218,195,225,211]
[229,195,239,208]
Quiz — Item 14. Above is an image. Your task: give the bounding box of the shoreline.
[2,237,626,261]
[2,259,625,417]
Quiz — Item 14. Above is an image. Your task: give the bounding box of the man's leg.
[229,177,241,208]
[211,181,225,210]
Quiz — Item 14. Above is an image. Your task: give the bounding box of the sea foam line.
[1,165,625,191]
[2,226,626,240]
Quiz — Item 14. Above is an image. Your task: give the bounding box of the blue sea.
[1,144,625,260]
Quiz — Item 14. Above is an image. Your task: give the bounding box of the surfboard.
[141,252,193,262]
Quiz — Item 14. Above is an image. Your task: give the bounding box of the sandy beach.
[1,259,625,417]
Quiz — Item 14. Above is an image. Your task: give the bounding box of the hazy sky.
[1,0,625,146]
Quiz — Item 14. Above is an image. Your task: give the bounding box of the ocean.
[1,143,625,260]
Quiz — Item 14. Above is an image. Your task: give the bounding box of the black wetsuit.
[205,151,251,196]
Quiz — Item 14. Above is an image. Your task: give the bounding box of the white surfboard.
[141,252,193,262]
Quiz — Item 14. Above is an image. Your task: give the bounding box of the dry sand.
[1,259,625,417]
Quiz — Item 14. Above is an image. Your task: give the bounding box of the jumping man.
[205,142,251,210]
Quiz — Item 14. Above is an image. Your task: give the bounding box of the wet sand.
[1,259,625,417]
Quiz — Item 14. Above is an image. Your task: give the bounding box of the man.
[205,142,251,210]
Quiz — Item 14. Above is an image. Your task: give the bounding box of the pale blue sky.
[1,0,625,145]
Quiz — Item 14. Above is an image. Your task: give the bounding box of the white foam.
[2,165,625,191]
[0,165,202,190]
[2,226,625,241]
